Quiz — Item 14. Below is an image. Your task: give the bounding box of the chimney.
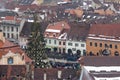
[58,70,62,79]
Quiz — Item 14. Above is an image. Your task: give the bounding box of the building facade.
[0,16,25,43]
[44,21,89,55]
[86,24,120,56]
[66,40,86,55]
[44,21,70,53]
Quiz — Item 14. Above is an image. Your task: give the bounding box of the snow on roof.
[94,76,120,80]
[85,66,120,72]
[46,29,60,33]
[88,37,120,42]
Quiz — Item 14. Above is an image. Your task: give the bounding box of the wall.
[0,51,25,65]
[66,40,86,55]
[86,38,120,56]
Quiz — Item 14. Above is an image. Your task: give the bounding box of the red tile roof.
[34,68,77,80]
[89,24,120,37]
[2,40,17,48]
[79,56,120,66]
[0,39,32,63]
[4,16,15,21]
[44,21,70,38]
[16,4,39,11]
[47,21,70,30]
[0,65,27,80]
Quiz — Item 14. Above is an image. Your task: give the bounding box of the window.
[3,33,5,37]
[72,48,76,51]
[114,51,119,56]
[49,40,51,44]
[59,48,61,53]
[109,44,112,48]
[95,43,97,47]
[115,45,118,49]
[75,43,79,47]
[16,27,18,32]
[3,27,5,31]
[11,33,14,38]
[7,33,10,38]
[63,48,65,53]
[16,34,18,39]
[8,57,13,64]
[105,44,108,48]
[11,27,14,32]
[7,27,10,31]
[90,42,92,46]
[59,41,61,45]
[100,43,102,47]
[45,39,47,43]
[81,44,85,47]
[54,40,56,44]
[63,42,66,45]
[68,43,72,46]
[53,33,56,37]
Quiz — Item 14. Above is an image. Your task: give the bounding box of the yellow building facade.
[86,38,120,56]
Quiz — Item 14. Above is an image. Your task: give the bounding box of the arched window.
[90,42,92,46]
[68,49,72,54]
[105,44,108,48]
[109,44,112,48]
[114,51,119,56]
[53,47,57,52]
[76,50,81,58]
[8,57,13,64]
[100,43,102,47]
[95,43,97,47]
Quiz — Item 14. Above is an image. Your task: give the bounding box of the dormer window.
[8,57,13,64]
[53,33,56,37]
[46,33,49,36]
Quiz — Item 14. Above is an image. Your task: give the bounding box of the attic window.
[46,33,49,36]
[8,57,13,64]
[53,33,56,37]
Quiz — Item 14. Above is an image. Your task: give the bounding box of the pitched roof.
[44,21,70,38]
[67,22,89,41]
[92,0,102,4]
[81,67,120,80]
[46,21,70,30]
[34,68,78,80]
[4,16,15,21]
[80,56,120,80]
[0,65,27,79]
[89,24,120,37]
[20,21,48,37]
[0,40,24,58]
[79,56,120,66]
[16,4,39,11]
[65,8,83,17]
